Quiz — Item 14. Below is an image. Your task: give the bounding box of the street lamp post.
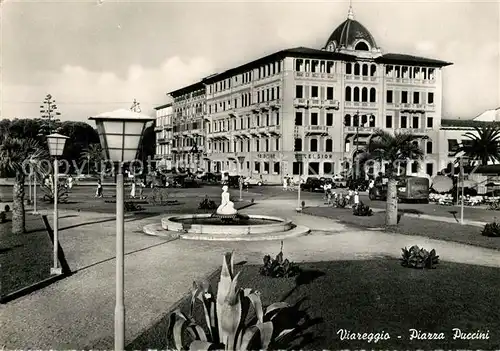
[89,109,154,351]
[237,156,245,201]
[46,133,69,275]
[295,153,303,212]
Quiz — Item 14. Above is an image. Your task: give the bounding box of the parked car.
[243,176,264,187]
[201,172,221,184]
[301,177,323,192]
[332,175,347,188]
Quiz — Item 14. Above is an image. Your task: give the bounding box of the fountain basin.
[162,214,294,235]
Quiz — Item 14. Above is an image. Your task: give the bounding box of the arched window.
[345,86,352,101]
[310,138,318,152]
[426,141,433,154]
[353,87,360,101]
[346,63,352,75]
[354,63,360,75]
[370,64,377,77]
[326,139,333,152]
[344,114,351,127]
[294,138,302,152]
[362,64,368,76]
[355,42,369,51]
[369,88,376,102]
[362,87,368,102]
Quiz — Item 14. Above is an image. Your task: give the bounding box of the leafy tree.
[366,129,424,226]
[80,143,104,175]
[456,125,500,166]
[0,137,48,234]
[137,124,156,170]
[56,121,99,173]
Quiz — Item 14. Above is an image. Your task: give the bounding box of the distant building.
[154,4,454,181]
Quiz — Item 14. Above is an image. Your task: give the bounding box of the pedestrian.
[138,179,146,199]
[130,180,136,199]
[67,174,74,190]
[96,179,103,198]
[282,176,288,191]
[354,190,360,208]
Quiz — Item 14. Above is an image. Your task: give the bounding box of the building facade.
[155,6,455,182]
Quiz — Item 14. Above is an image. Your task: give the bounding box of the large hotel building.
[154,6,455,183]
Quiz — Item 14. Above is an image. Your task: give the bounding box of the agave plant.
[168,252,297,350]
[401,245,439,269]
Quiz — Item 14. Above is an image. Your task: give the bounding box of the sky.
[2,0,499,123]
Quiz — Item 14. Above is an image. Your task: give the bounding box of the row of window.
[172,136,204,148]
[208,86,281,114]
[295,85,335,100]
[294,138,334,152]
[209,112,280,133]
[207,61,283,94]
[294,59,336,74]
[345,86,377,102]
[386,65,436,80]
[209,137,281,153]
[386,90,434,104]
[346,62,377,77]
[172,122,201,133]
[173,88,205,103]
[294,111,335,126]
[174,102,205,118]
[210,161,337,176]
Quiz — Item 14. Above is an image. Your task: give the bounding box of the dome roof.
[324,8,378,52]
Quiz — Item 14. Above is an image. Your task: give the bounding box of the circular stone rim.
[161,214,293,235]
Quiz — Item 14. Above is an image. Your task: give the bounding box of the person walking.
[67,174,74,190]
[282,175,288,191]
[95,179,103,198]
[130,180,136,199]
[138,179,146,199]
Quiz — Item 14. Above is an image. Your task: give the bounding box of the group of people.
[94,178,147,199]
[324,187,360,208]
[282,174,303,191]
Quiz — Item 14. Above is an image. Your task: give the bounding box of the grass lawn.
[0,212,54,297]
[128,259,500,350]
[303,206,500,251]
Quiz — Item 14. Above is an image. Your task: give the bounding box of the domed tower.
[323,4,382,57]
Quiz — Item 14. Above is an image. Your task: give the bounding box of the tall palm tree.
[0,137,47,234]
[80,143,103,175]
[456,125,500,166]
[366,129,424,226]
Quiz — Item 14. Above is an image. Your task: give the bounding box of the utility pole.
[39,94,61,135]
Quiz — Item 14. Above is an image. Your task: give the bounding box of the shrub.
[0,211,6,223]
[4,204,10,212]
[481,221,500,237]
[488,201,500,211]
[401,245,439,269]
[124,201,144,212]
[168,252,300,350]
[198,196,217,210]
[260,241,301,278]
[41,181,69,203]
[334,196,348,208]
[353,202,373,216]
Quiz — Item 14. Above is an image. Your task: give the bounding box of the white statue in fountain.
[216,185,238,216]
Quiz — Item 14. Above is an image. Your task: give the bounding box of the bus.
[369,176,429,203]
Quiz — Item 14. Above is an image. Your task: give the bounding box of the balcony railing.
[324,99,340,110]
[295,72,336,80]
[309,98,321,107]
[345,126,375,133]
[344,101,376,109]
[293,98,308,107]
[305,125,329,136]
